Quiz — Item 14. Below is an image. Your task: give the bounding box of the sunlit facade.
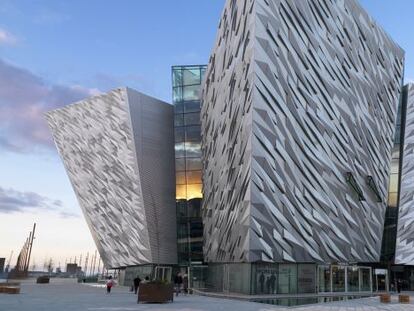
[172,65,207,265]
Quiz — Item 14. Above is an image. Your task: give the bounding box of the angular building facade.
[45,0,414,297]
[202,0,404,264]
[201,0,404,294]
[46,87,177,268]
[396,84,414,265]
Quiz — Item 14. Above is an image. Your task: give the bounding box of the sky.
[0,0,413,271]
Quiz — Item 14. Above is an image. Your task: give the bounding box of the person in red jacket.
[106,276,114,294]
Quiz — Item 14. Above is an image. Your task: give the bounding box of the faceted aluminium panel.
[202,0,404,263]
[396,84,414,265]
[46,88,177,268]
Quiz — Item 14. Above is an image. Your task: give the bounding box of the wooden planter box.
[0,285,20,294]
[399,295,410,304]
[36,276,50,284]
[380,294,391,303]
[138,283,173,303]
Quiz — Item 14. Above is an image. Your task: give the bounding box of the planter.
[138,283,173,303]
[36,276,50,284]
[0,284,20,294]
[399,295,410,304]
[380,294,391,303]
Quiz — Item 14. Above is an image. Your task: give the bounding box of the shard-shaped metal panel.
[46,88,177,268]
[396,84,414,265]
[201,0,404,263]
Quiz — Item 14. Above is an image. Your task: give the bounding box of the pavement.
[0,279,414,311]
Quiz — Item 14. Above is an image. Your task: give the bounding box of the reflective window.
[173,65,207,265]
[174,114,184,127]
[278,264,297,294]
[185,142,201,158]
[176,201,187,218]
[360,268,371,291]
[184,112,200,126]
[318,266,330,292]
[175,127,185,143]
[186,184,202,200]
[388,174,398,193]
[186,158,202,171]
[173,87,182,102]
[174,102,184,114]
[176,172,186,185]
[186,126,201,142]
[183,85,201,101]
[173,68,183,87]
[187,198,201,218]
[175,158,185,171]
[175,143,185,158]
[388,192,398,208]
[253,264,278,294]
[298,264,315,293]
[332,266,345,292]
[184,101,201,113]
[186,170,202,184]
[176,185,186,200]
[347,267,359,292]
[183,68,201,86]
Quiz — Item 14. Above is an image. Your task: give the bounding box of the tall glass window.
[318,265,331,292]
[381,87,406,262]
[172,65,207,266]
[347,266,359,292]
[332,266,345,292]
[278,264,297,294]
[360,267,371,291]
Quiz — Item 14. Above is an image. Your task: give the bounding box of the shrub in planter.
[36,276,50,284]
[138,280,173,303]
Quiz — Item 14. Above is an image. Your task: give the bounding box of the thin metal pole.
[25,223,36,273]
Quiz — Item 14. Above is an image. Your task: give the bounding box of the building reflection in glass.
[381,87,407,262]
[172,65,206,265]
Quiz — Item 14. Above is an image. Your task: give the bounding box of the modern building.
[201,0,404,294]
[46,87,177,271]
[172,65,206,267]
[46,0,414,297]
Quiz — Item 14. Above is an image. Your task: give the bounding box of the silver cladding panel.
[201,0,404,263]
[46,88,177,268]
[396,84,414,265]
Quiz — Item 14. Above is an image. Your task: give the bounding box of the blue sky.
[0,0,413,269]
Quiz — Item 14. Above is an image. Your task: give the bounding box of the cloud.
[0,58,99,153]
[0,186,80,218]
[0,27,17,45]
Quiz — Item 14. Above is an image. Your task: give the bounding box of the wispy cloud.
[0,27,17,45]
[0,186,80,218]
[0,58,100,153]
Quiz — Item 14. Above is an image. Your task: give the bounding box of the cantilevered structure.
[46,87,177,268]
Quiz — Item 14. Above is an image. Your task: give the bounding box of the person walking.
[259,272,265,293]
[174,272,183,296]
[397,279,402,293]
[106,276,114,294]
[133,276,141,294]
[183,273,189,295]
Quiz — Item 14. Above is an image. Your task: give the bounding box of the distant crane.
[6,250,13,272]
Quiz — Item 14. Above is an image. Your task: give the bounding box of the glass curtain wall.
[381,88,407,262]
[172,65,207,266]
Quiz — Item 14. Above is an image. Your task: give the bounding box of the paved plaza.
[1,279,414,311]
